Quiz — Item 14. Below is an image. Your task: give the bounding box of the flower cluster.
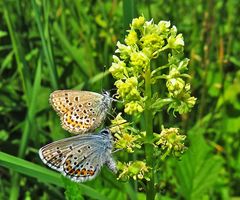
[117,161,150,181]
[109,16,196,115]
[109,16,196,183]
[164,57,196,114]
[155,126,187,159]
[110,113,142,153]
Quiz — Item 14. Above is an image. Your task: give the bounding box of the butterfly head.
[99,128,114,150]
[100,128,110,135]
[102,91,112,109]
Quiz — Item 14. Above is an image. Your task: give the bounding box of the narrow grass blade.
[123,0,137,30]
[0,152,109,199]
[31,0,58,89]
[0,151,64,187]
[53,23,89,78]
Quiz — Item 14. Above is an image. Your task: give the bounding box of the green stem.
[144,65,155,200]
[151,64,169,76]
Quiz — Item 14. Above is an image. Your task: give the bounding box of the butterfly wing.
[49,90,111,134]
[63,148,104,182]
[39,133,113,182]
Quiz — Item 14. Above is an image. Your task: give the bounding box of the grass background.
[0,0,240,199]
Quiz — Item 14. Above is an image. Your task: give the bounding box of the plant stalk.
[144,65,155,200]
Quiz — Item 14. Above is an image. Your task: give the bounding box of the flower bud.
[132,16,145,29]
[168,33,184,49]
[109,55,127,79]
[158,21,171,33]
[115,41,132,60]
[167,78,186,98]
[125,30,138,46]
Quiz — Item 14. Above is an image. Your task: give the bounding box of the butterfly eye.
[103,91,109,96]
[101,129,109,135]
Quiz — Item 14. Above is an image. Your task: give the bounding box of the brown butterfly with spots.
[39,129,117,182]
[50,90,112,134]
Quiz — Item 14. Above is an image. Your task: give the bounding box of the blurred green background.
[0,0,240,200]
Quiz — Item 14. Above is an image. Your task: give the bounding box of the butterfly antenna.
[107,88,117,92]
[112,148,123,154]
[100,65,108,93]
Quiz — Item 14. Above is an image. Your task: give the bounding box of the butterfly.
[39,129,117,182]
[49,90,112,134]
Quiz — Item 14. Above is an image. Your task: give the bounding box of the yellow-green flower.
[115,77,141,101]
[115,132,141,152]
[167,82,196,114]
[156,126,187,158]
[172,94,196,114]
[186,96,197,108]
[166,77,185,96]
[130,51,149,73]
[168,33,184,49]
[124,101,144,115]
[117,161,150,181]
[109,55,128,79]
[140,33,165,55]
[132,16,145,29]
[115,41,133,60]
[158,20,171,33]
[110,113,128,133]
[125,30,138,46]
[110,113,142,152]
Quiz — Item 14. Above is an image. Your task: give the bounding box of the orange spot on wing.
[88,170,95,176]
[58,105,68,113]
[67,166,72,172]
[80,168,87,176]
[66,112,76,126]
[76,169,81,175]
[65,160,71,166]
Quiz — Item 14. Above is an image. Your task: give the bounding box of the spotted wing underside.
[39,134,106,182]
[50,90,107,134]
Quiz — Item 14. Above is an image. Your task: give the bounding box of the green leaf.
[0,30,8,37]
[175,125,223,200]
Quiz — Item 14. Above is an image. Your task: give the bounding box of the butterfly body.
[50,90,112,134]
[39,129,116,182]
